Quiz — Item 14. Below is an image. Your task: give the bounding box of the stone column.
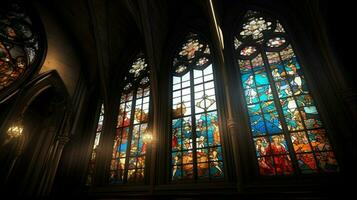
[206,0,243,191]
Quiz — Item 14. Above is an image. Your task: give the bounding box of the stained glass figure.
[0,2,43,93]
[110,53,150,184]
[86,104,104,186]
[235,11,338,175]
[171,33,224,181]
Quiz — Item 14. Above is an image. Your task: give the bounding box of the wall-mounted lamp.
[142,130,153,143]
[7,119,23,139]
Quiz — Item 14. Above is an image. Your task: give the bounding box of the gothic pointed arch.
[170,32,225,181]
[234,10,339,175]
[110,51,151,184]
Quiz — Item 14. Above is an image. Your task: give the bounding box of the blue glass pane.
[250,115,266,136]
[247,103,261,116]
[283,108,304,131]
[242,73,255,88]
[210,161,224,178]
[257,85,273,101]
[172,165,182,180]
[264,112,282,134]
[119,128,129,157]
[276,80,292,98]
[254,72,269,86]
[301,106,322,129]
[261,101,277,113]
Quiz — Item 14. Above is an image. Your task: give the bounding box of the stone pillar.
[206,0,243,191]
[132,0,168,193]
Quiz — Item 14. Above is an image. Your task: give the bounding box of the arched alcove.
[0,70,69,196]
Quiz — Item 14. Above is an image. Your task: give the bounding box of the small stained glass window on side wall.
[235,11,339,176]
[110,53,150,184]
[171,33,224,181]
[86,104,104,186]
[0,2,41,92]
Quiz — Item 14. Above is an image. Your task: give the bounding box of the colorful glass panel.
[266,37,286,48]
[129,57,148,77]
[171,33,224,181]
[240,46,257,57]
[0,2,41,91]
[110,54,150,184]
[240,16,272,40]
[86,104,104,185]
[236,11,338,175]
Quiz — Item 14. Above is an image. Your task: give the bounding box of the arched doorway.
[0,71,69,196]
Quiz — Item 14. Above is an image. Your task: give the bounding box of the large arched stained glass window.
[235,10,339,175]
[110,53,150,184]
[86,103,104,186]
[171,33,224,181]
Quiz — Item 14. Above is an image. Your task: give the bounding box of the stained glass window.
[86,103,104,186]
[110,53,150,184]
[0,2,41,91]
[235,11,339,175]
[171,33,224,181]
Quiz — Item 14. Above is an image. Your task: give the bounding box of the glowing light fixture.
[142,130,153,143]
[7,121,23,138]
